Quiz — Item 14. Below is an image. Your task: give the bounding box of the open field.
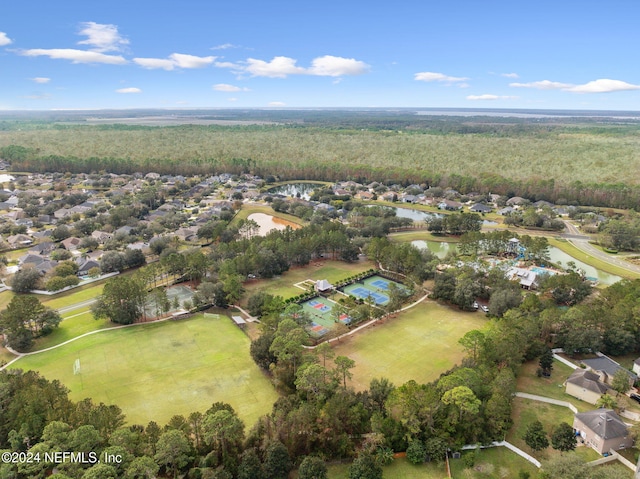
[241,259,375,305]
[9,313,279,427]
[329,300,487,390]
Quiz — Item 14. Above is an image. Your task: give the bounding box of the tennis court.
[301,297,338,337]
[342,275,408,306]
[344,286,389,305]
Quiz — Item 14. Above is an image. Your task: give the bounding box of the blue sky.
[2,0,639,110]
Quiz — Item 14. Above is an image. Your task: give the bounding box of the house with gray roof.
[573,409,633,454]
[582,355,637,389]
[565,369,610,404]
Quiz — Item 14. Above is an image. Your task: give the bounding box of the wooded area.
[1,110,640,208]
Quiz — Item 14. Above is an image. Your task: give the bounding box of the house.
[506,196,527,206]
[469,203,492,214]
[6,234,33,247]
[174,227,198,242]
[315,279,333,293]
[438,199,463,211]
[402,194,418,204]
[497,206,515,216]
[582,355,637,389]
[91,230,113,244]
[61,236,82,251]
[77,259,100,276]
[573,409,633,454]
[633,357,640,376]
[355,191,374,201]
[565,369,610,404]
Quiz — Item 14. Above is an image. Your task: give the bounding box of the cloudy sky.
[1,0,639,110]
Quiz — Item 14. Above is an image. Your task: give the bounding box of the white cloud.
[0,32,12,46]
[245,56,306,78]
[467,94,517,101]
[23,93,52,100]
[169,53,215,68]
[268,101,286,106]
[211,43,237,50]
[31,77,51,84]
[116,87,141,94]
[510,78,640,93]
[565,79,640,93]
[77,22,128,52]
[20,48,127,64]
[133,53,216,70]
[308,55,370,76]
[133,57,175,70]
[213,83,249,92]
[501,72,519,78]
[221,55,370,78]
[509,80,573,90]
[227,97,238,102]
[414,72,469,84]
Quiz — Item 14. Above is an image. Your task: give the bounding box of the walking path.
[514,392,578,413]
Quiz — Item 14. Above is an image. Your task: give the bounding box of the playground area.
[341,275,406,305]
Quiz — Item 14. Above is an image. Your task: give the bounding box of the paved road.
[561,220,640,275]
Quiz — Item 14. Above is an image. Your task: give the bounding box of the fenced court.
[300,297,347,337]
[341,275,407,306]
[143,284,195,318]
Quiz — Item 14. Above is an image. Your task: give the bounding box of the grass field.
[241,259,375,305]
[10,313,279,427]
[325,449,538,479]
[329,301,487,390]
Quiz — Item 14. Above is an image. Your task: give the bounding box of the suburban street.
[561,220,640,275]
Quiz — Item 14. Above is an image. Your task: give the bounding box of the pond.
[247,213,300,236]
[546,246,621,285]
[411,240,454,259]
[266,182,325,200]
[410,239,621,284]
[368,205,441,222]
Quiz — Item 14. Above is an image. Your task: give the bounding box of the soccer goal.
[73,358,81,375]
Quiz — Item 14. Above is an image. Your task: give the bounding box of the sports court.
[143,284,195,318]
[300,297,352,337]
[341,275,406,306]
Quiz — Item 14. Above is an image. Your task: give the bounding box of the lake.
[266,182,325,200]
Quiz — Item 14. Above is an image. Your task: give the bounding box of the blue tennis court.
[370,279,390,290]
[348,286,389,305]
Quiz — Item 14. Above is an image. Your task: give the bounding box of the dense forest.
[1,109,640,208]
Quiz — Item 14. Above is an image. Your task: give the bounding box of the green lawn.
[241,259,375,305]
[516,360,595,412]
[452,447,539,478]
[326,450,538,479]
[327,457,449,479]
[10,313,279,428]
[31,311,111,351]
[329,300,487,391]
[507,398,601,463]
